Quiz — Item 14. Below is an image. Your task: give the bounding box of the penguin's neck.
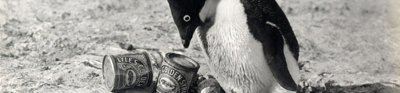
[198,0,253,55]
[196,0,278,92]
[198,0,253,64]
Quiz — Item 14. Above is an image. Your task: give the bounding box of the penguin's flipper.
[264,0,300,60]
[243,17,298,91]
[240,0,299,91]
[263,1,300,90]
[266,1,301,90]
[263,25,298,91]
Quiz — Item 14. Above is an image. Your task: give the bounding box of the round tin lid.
[165,53,200,71]
[102,55,116,91]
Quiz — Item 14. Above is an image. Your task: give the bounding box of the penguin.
[166,0,300,92]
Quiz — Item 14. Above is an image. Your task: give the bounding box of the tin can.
[102,53,154,92]
[196,75,224,93]
[156,53,200,93]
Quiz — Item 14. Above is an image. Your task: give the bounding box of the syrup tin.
[156,53,200,93]
[102,53,153,92]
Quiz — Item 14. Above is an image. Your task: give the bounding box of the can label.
[157,65,189,93]
[115,56,152,88]
[101,53,154,92]
[156,53,200,93]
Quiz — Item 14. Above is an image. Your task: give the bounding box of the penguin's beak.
[166,0,205,48]
[178,24,198,48]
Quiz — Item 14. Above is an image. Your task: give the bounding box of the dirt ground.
[0,0,399,93]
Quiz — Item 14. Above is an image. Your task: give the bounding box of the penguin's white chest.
[200,0,279,92]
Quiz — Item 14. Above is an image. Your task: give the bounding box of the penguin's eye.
[183,15,191,22]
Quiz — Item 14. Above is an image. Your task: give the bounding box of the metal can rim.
[102,55,117,91]
[164,53,200,71]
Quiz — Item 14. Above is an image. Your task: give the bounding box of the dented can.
[156,53,200,93]
[102,53,154,92]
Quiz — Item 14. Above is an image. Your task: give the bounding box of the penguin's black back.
[240,0,299,91]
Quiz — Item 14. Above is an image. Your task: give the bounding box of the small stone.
[143,27,152,31]
[41,66,50,71]
[61,12,71,19]
[88,72,100,78]
[118,43,136,51]
[55,58,60,61]
[55,77,64,85]
[318,72,333,78]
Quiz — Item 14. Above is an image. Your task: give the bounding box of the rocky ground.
[0,0,399,93]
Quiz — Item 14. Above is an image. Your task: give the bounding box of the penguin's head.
[167,0,206,48]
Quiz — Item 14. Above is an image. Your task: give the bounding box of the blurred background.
[0,0,399,92]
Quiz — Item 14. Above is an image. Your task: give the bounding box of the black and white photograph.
[0,0,399,93]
